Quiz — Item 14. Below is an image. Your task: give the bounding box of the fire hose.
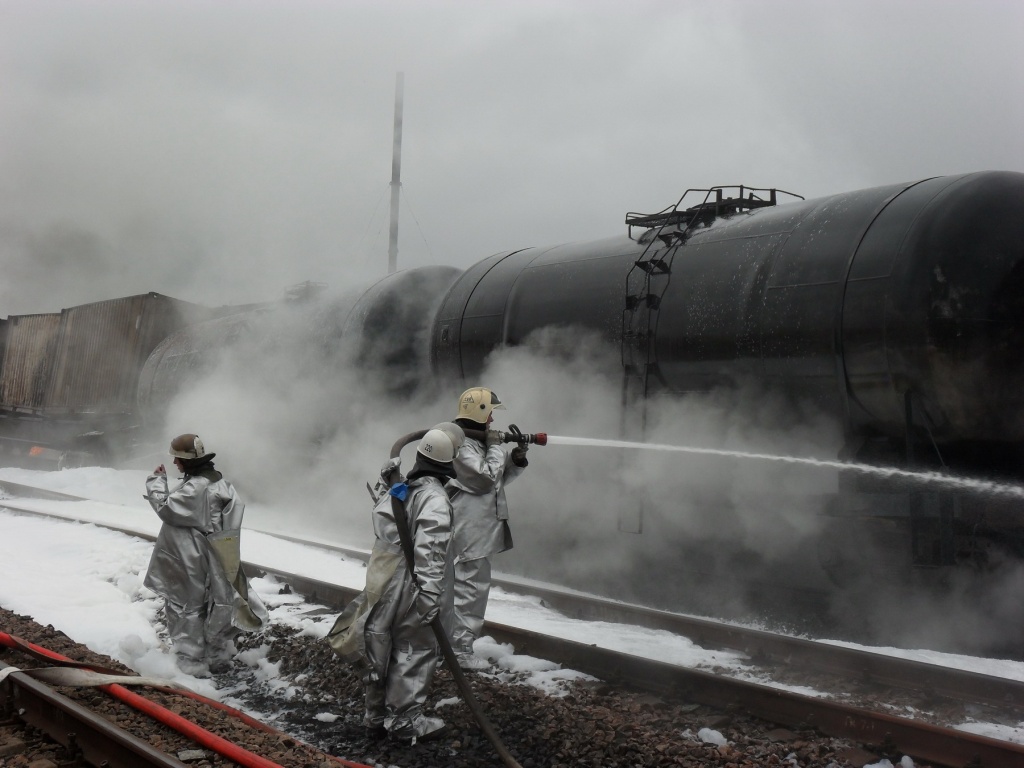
[385,426,546,768]
[0,631,372,768]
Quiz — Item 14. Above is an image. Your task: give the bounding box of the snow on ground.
[2,465,1024,756]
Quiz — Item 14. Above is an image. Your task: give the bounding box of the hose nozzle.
[501,424,547,447]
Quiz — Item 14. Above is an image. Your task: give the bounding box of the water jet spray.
[544,435,1024,500]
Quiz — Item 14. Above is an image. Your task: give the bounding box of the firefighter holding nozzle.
[445,387,530,670]
[143,433,267,678]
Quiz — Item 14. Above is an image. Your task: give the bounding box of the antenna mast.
[387,72,404,274]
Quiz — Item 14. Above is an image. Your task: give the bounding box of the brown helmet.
[169,433,209,460]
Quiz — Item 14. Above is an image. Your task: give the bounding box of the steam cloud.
[141,297,1024,655]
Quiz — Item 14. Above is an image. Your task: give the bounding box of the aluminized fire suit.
[445,435,525,655]
[144,467,267,674]
[327,474,453,738]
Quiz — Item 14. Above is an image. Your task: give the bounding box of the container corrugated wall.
[0,314,62,412]
[42,293,200,416]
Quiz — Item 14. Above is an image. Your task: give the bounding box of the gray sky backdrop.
[2,0,1022,316]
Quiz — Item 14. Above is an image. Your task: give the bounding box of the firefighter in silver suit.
[327,423,464,743]
[144,433,267,678]
[446,387,528,670]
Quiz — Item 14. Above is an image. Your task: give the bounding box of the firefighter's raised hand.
[154,464,166,475]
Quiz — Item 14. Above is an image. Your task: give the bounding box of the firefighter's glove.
[414,589,441,626]
[511,445,529,468]
[380,457,401,483]
[485,430,503,447]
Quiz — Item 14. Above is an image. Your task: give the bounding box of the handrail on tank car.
[619,184,805,411]
[625,185,805,241]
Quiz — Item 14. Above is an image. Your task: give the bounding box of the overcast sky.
[1,0,1022,316]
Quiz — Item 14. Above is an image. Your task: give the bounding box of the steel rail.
[0,661,188,768]
[0,480,90,501]
[495,580,1024,711]
[481,625,1024,768]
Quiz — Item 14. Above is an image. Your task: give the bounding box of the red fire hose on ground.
[0,631,371,768]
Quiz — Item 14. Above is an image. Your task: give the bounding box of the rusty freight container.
[0,313,62,413]
[0,293,216,466]
[42,293,211,416]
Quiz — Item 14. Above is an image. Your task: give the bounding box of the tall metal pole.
[387,72,404,274]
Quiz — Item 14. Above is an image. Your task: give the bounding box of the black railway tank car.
[133,172,1023,470]
[428,171,1024,575]
[431,171,1024,454]
[126,171,1023,580]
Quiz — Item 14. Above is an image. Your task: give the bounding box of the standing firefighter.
[327,423,464,743]
[144,433,267,678]
[447,387,528,670]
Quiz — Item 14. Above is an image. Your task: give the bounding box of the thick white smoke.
[149,301,1024,655]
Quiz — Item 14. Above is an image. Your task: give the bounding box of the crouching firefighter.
[143,433,268,678]
[327,423,465,744]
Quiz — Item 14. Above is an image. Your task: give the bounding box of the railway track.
[250,563,1024,767]
[0,622,369,768]
[3,482,1024,767]
[0,660,188,767]
[263,531,1024,713]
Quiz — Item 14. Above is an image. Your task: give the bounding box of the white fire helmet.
[431,421,466,450]
[417,424,464,464]
[457,387,506,424]
[169,433,208,460]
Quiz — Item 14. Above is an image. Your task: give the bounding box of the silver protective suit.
[327,475,453,737]
[444,437,525,654]
[144,470,267,671]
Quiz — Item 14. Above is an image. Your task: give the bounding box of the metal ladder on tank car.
[617,186,793,533]
[620,186,788,404]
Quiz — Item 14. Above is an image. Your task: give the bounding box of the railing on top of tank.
[625,185,804,242]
